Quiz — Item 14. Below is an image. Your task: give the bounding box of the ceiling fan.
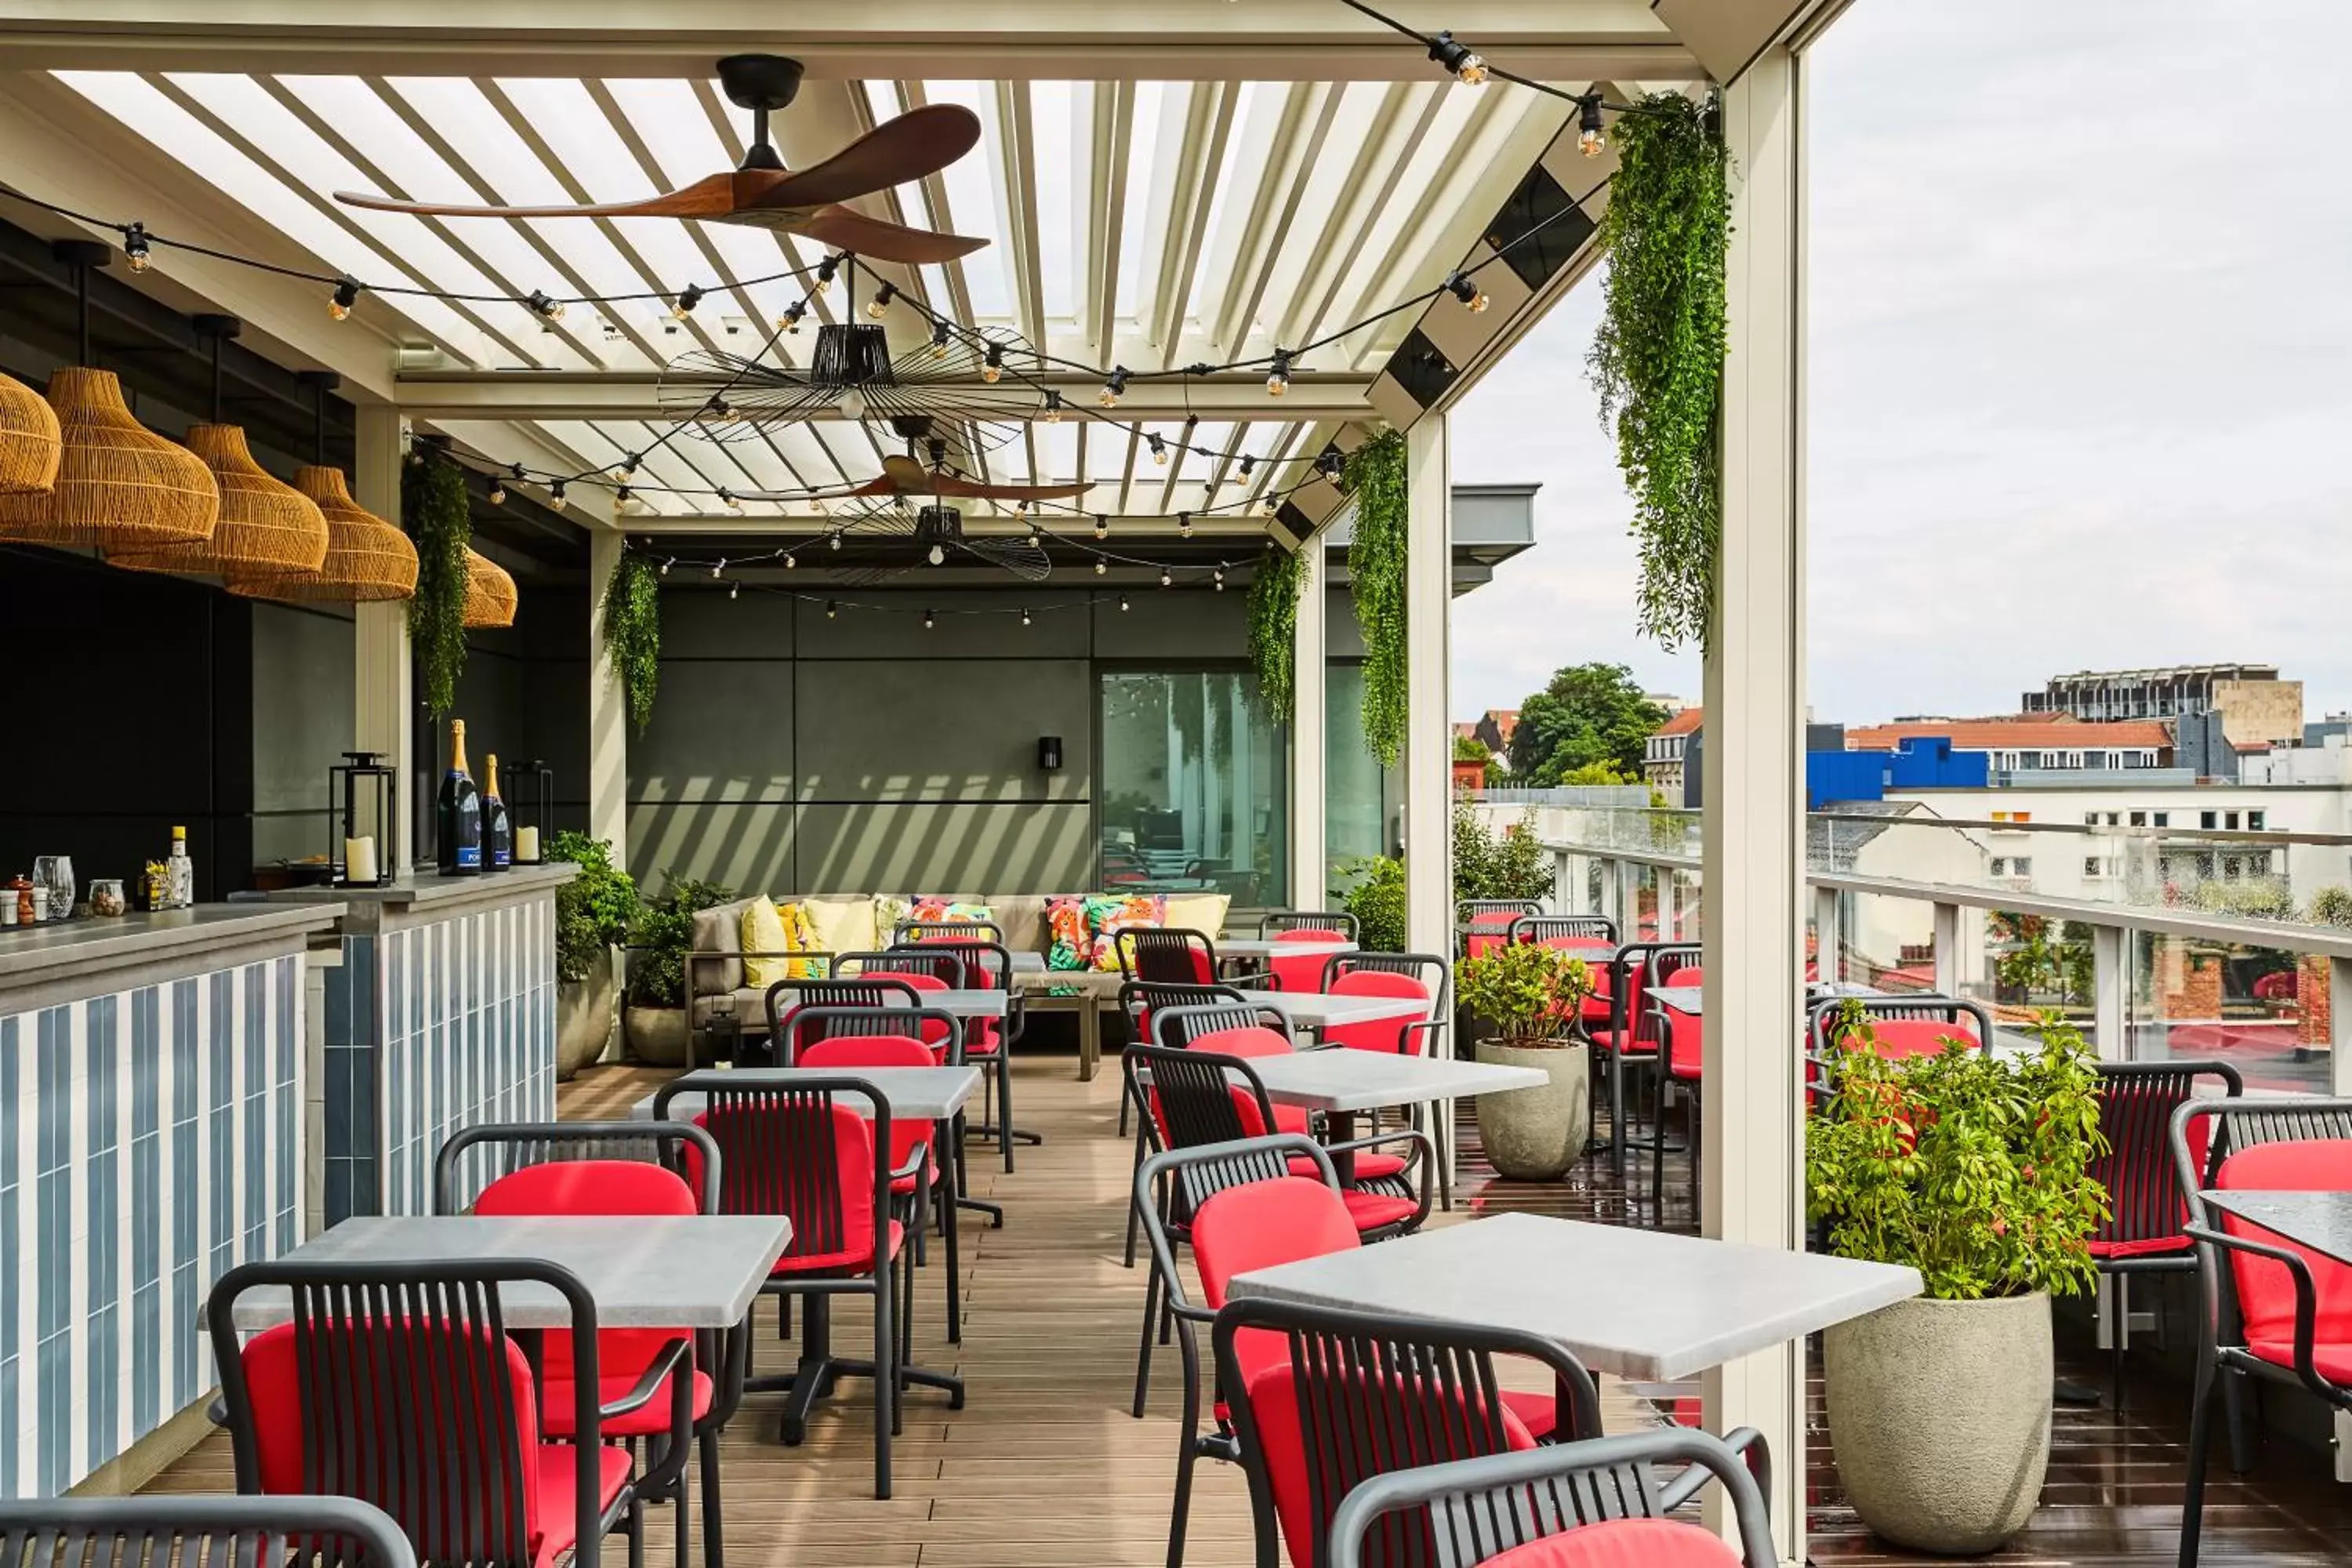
[333,55,989,265]
[825,420,1089,583]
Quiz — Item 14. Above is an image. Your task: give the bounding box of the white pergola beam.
[0,3,1700,81]
[1290,538,1329,907]
[392,373,1380,423]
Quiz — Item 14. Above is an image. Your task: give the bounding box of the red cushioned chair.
[2084,1061,2242,1406]
[1120,980,1252,1262]
[1326,1427,1776,1568]
[2173,1098,2352,1568]
[652,1069,945,1501]
[762,976,920,1068]
[209,1258,641,1568]
[1587,943,1697,1174]
[0,1498,421,1568]
[795,1029,950,1340]
[1259,912,1361,993]
[1321,953,1458,1206]
[1648,992,1706,1218]
[1215,1296,1605,1568]
[435,1122,722,1568]
[1457,899,1551,961]
[1132,1137,1603,1568]
[830,951,964,1057]
[889,935,1035,1187]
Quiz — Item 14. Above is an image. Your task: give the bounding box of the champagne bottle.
[483,753,514,873]
[436,720,483,877]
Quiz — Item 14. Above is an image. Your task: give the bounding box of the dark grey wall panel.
[626,800,797,895]
[795,659,1088,803]
[252,601,355,865]
[1092,589,1247,659]
[793,802,1094,895]
[633,659,797,802]
[793,588,1091,659]
[658,586,797,658]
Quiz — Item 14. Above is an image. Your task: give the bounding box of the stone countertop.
[0,903,347,1003]
[260,862,578,906]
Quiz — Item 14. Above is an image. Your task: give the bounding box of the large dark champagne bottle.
[437,719,483,876]
[483,752,513,873]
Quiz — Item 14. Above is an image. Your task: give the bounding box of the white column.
[587,525,630,858]
[1403,416,1452,959]
[350,406,414,872]
[1700,43,1807,1563]
[2092,923,2126,1061]
[1932,902,1962,994]
[1289,535,1328,909]
[1812,885,1840,985]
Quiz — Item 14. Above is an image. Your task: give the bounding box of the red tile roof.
[1654,707,1705,739]
[1845,717,2172,752]
[1485,708,1519,743]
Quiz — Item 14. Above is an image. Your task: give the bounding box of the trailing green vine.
[1244,543,1304,721]
[1343,429,1409,765]
[601,549,662,734]
[401,442,472,717]
[1588,92,1730,653]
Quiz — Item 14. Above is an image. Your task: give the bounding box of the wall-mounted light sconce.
[1037,735,1064,771]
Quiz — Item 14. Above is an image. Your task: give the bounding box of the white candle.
[515,825,541,863]
[345,836,378,885]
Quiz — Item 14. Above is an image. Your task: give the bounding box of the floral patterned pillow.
[1046,895,1092,971]
[1087,894,1167,971]
[909,898,996,931]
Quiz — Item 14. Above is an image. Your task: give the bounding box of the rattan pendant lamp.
[0,241,218,547]
[112,314,328,577]
[462,545,517,627]
[0,368,62,495]
[229,370,417,602]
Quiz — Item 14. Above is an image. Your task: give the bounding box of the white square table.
[1228,1210,1922,1381]
[1650,985,1703,1015]
[2199,1189,2352,1268]
[1214,937,1359,960]
[1008,950,1046,975]
[1244,1051,1548,1186]
[216,1214,791,1330]
[1231,990,1432,1030]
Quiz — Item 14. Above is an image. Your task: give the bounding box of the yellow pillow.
[800,893,876,956]
[741,896,793,989]
[778,900,824,979]
[1162,891,1232,939]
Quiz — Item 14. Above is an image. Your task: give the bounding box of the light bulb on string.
[981,343,1004,384]
[728,581,740,601]
[1445,272,1489,313]
[1159,568,1172,588]
[659,557,672,575]
[1214,566,1225,590]
[866,281,897,320]
[1265,349,1291,397]
[1148,434,1168,466]
[720,488,742,514]
[328,278,360,320]
[488,479,507,506]
[923,608,935,630]
[550,479,566,504]
[1099,367,1129,408]
[711,558,726,579]
[1259,494,1279,517]
[1093,514,1109,541]
[1094,559,1107,576]
[1119,594,1131,612]
[1429,31,1487,85]
[826,600,839,619]
[1178,512,1192,539]
[123,223,151,272]
[1020,608,1032,627]
[526,289,565,321]
[930,321,952,359]
[616,454,639,481]
[777,300,807,333]
[671,283,706,320]
[783,552,797,569]
[829,532,842,551]
[616,485,634,510]
[815,255,840,294]
[1578,94,1606,158]
[927,544,946,566]
[1043,388,1064,423]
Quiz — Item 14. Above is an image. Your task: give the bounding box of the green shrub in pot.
[1806,1005,2108,1552]
[547,831,635,985]
[626,875,735,1008]
[1453,942,1593,1180]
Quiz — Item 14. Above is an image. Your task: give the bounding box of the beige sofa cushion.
[688,898,755,996]
[800,893,877,956]
[1162,891,1232,939]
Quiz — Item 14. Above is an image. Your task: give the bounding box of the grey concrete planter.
[1471,1038,1589,1181]
[624,1004,690,1067]
[1824,1292,2053,1554]
[555,946,617,1081]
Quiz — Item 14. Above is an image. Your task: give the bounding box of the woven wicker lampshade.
[0,369,61,495]
[229,465,418,602]
[0,368,217,547]
[463,546,517,627]
[111,423,328,576]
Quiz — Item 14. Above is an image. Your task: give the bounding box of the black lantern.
[510,759,556,862]
[328,751,396,887]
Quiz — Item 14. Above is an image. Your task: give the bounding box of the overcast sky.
[1450,0,2352,727]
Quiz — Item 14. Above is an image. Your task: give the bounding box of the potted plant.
[624,876,733,1066]
[1453,942,1592,1180]
[547,831,634,1080]
[1807,1005,2108,1554]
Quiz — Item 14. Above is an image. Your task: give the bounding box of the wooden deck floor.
[148,1048,2352,1566]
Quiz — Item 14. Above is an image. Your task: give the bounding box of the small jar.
[0,880,18,927]
[89,878,126,917]
[27,885,47,924]
[12,877,36,926]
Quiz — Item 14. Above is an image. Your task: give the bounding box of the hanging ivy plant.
[1588,92,1730,653]
[402,443,472,717]
[1344,429,1409,766]
[1244,543,1304,722]
[601,549,662,734]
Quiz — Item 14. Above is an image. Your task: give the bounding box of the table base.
[749,1294,966,1446]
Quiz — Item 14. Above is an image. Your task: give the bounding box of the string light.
[783,551,797,569]
[927,544,946,565]
[866,281,897,320]
[488,478,507,506]
[826,599,839,619]
[720,487,741,513]
[1099,367,1130,408]
[1445,272,1489,313]
[930,321,952,359]
[728,581,740,601]
[1043,388,1064,422]
[1159,568,1173,588]
[1266,348,1291,397]
[671,283,706,320]
[617,454,640,481]
[1239,455,1255,479]
[1094,514,1109,541]
[982,343,1005,384]
[778,299,808,333]
[616,485,633,508]
[923,608,935,629]
[1316,449,1347,479]
[1259,494,1279,517]
[1214,566,1226,590]
[1148,433,1168,466]
[525,289,564,321]
[659,556,672,575]
[122,223,151,271]
[815,255,840,294]
[1178,512,1193,539]
[710,558,726,578]
[1119,594,1131,612]
[1094,560,1108,576]
[829,532,842,550]
[550,479,566,503]
[1578,94,1606,158]
[1021,608,1033,626]
[328,278,359,320]
[1428,31,1487,85]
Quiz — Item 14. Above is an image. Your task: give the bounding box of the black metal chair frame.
[1454,898,1547,959]
[1589,941,1698,1178]
[1319,951,1457,1207]
[2170,1095,2352,1568]
[1119,979,1250,1258]
[1214,1295,1606,1568]
[1326,1426,1777,1568]
[1258,910,1362,938]
[209,1257,648,1568]
[831,949,968,985]
[761,977,920,1067]
[0,1496,419,1568]
[652,1070,953,1501]
[894,935,1039,1171]
[432,1122,727,1568]
[1504,914,1616,948]
[677,948,837,1069]
[2083,1060,2243,1407]
[894,918,1008,949]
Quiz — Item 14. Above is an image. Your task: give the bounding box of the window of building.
[1102,670,1287,906]
[2225,811,2241,829]
[2129,810,2147,827]
[2084,856,2103,877]
[2153,811,2169,827]
[2083,751,2108,770]
[1991,856,2034,878]
[2200,811,2217,829]
[2249,810,2267,831]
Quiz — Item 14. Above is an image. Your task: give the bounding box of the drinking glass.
[33,855,73,922]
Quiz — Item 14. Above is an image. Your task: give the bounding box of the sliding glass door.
[1098,670,1288,907]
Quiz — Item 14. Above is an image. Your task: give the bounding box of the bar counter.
[0,899,345,1496]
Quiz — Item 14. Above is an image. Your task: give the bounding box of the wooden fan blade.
[880,454,933,491]
[795,205,991,263]
[744,105,982,210]
[335,172,742,222]
[925,473,1096,502]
